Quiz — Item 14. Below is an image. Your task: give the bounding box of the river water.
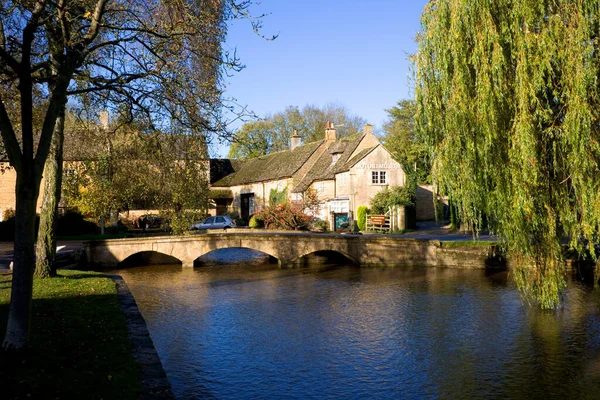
[111,257,600,399]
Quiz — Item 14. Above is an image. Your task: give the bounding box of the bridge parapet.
[84,232,491,270]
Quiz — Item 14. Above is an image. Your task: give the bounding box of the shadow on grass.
[0,292,141,399]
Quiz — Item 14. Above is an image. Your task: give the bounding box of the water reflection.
[110,263,600,399]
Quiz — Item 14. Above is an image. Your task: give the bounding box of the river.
[111,254,600,399]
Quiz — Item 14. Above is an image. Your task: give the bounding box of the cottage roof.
[292,134,368,193]
[211,140,324,187]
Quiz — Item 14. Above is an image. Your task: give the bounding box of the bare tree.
[0,0,268,350]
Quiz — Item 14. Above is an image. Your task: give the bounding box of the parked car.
[191,215,236,230]
[136,214,163,230]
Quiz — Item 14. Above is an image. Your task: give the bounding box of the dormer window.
[332,153,341,164]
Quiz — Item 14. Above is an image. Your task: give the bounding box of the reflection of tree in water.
[511,282,600,399]
[111,266,600,398]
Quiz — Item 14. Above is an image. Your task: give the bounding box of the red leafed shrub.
[253,202,312,230]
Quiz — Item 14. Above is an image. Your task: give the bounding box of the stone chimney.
[290,129,302,151]
[325,120,336,142]
[363,124,373,136]
[99,110,109,131]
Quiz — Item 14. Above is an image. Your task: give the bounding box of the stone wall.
[416,185,436,221]
[85,232,502,271]
[0,164,44,220]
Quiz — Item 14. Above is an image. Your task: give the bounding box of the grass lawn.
[440,240,498,248]
[0,270,142,399]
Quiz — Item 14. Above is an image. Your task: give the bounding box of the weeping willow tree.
[415,0,600,308]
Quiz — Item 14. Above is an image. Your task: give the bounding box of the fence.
[365,206,405,233]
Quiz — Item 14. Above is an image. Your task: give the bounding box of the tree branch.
[0,95,22,170]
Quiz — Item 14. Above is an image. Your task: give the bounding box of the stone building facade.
[210,124,407,230]
[0,124,414,229]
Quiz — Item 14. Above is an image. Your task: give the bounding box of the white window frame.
[371,170,387,185]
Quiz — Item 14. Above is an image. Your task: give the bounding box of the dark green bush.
[357,206,368,231]
[56,211,99,236]
[311,219,329,232]
[0,215,40,241]
[249,214,264,228]
[370,185,415,214]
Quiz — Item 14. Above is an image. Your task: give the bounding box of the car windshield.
[203,217,213,224]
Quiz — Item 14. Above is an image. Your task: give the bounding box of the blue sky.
[217,0,429,156]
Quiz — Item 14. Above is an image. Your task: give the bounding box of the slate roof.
[209,159,245,184]
[211,140,324,187]
[292,134,374,193]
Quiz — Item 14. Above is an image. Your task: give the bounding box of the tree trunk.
[35,108,65,278]
[2,171,40,349]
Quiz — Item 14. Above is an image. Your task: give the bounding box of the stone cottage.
[209,123,407,230]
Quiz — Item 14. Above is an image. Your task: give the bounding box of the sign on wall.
[358,163,401,170]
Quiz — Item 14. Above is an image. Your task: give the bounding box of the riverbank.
[0,270,142,399]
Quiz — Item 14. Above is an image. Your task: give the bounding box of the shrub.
[0,215,40,241]
[253,202,312,230]
[356,206,368,231]
[2,208,15,221]
[235,218,247,227]
[269,186,288,206]
[370,185,415,214]
[311,219,329,232]
[56,211,99,236]
[249,214,264,228]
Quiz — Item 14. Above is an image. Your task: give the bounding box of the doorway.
[240,193,254,221]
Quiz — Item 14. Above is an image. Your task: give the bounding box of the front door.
[240,193,254,221]
[334,213,350,231]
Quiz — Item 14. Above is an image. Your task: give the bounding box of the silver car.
[192,215,236,230]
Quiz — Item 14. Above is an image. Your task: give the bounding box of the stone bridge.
[84,231,495,270]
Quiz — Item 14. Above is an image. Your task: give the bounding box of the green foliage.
[269,186,288,206]
[0,270,141,398]
[369,185,415,214]
[357,206,369,231]
[383,100,431,183]
[311,219,330,232]
[249,214,264,228]
[62,123,209,234]
[229,103,366,158]
[414,0,600,307]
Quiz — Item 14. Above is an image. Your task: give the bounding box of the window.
[216,216,225,223]
[339,174,346,187]
[317,182,325,193]
[371,171,387,185]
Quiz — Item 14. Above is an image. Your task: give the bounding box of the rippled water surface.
[112,261,600,399]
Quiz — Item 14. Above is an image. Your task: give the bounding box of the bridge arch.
[118,251,183,268]
[192,247,279,267]
[292,249,359,267]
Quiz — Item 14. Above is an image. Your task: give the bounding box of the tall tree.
[0,0,265,350]
[383,99,430,183]
[415,0,600,308]
[34,106,64,278]
[229,103,367,158]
